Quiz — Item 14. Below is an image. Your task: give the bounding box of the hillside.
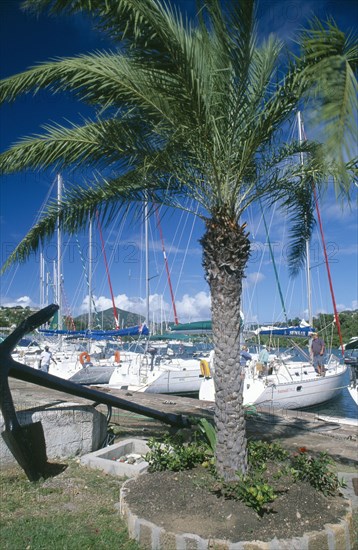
[73,307,145,331]
[0,305,144,332]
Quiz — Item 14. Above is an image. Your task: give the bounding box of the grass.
[1,438,356,549]
[0,459,141,550]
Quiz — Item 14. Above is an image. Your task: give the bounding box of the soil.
[124,463,350,543]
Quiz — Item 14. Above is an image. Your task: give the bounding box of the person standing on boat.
[311,333,325,375]
[240,346,252,366]
[258,345,270,374]
[39,346,57,373]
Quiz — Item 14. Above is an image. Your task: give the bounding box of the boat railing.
[139,352,150,381]
[326,353,342,372]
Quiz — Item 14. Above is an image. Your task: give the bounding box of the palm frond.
[0,117,147,173]
[22,0,193,67]
[0,165,184,272]
[21,0,100,16]
[0,52,177,125]
[299,18,358,169]
[284,181,315,277]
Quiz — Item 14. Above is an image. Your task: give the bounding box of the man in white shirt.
[39,346,57,373]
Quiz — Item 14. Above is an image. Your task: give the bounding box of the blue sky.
[0,0,357,326]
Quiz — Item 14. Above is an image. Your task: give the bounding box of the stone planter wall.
[0,403,107,467]
[119,477,355,550]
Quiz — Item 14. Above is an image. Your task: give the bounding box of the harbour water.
[302,370,357,421]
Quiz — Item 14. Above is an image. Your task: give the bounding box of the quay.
[8,378,358,466]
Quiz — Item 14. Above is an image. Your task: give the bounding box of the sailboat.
[34,197,210,395]
[199,112,348,409]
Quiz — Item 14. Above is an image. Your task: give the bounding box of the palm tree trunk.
[200,211,251,481]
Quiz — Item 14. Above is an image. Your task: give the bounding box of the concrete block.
[307,529,329,550]
[243,542,270,550]
[0,403,107,467]
[80,438,150,478]
[325,521,349,549]
[138,519,155,548]
[159,531,177,550]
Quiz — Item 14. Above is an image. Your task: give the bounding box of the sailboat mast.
[46,272,50,306]
[297,112,313,327]
[39,251,45,309]
[154,203,179,325]
[145,200,150,327]
[88,215,93,331]
[96,211,119,328]
[57,174,63,330]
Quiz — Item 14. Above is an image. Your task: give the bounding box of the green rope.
[260,202,288,324]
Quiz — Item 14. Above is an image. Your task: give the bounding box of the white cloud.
[319,202,357,224]
[0,296,37,308]
[243,272,266,289]
[313,307,328,316]
[79,293,151,318]
[78,290,212,323]
[176,291,211,322]
[333,243,358,256]
[335,301,358,312]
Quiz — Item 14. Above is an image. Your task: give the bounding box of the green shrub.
[145,434,211,472]
[290,450,344,496]
[197,418,216,452]
[213,474,277,516]
[248,440,289,468]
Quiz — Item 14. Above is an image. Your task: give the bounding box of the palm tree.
[0,0,356,480]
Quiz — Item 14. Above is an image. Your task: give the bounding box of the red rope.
[96,211,119,329]
[301,119,344,355]
[312,187,344,355]
[154,204,179,325]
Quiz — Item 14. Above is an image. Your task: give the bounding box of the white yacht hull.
[199,362,348,410]
[347,385,358,407]
[16,345,204,396]
[107,357,202,395]
[142,367,202,395]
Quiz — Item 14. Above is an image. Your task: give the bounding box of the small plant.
[248,440,289,469]
[214,474,277,516]
[290,450,342,495]
[243,404,260,417]
[145,434,211,472]
[197,418,216,452]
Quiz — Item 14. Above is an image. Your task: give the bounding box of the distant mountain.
[73,307,145,331]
